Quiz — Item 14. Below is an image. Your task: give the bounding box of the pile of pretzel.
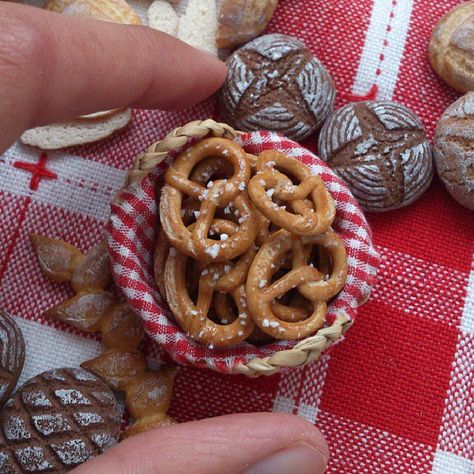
[156,137,349,348]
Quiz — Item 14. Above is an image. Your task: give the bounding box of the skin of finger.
[0,3,226,152]
[72,413,329,474]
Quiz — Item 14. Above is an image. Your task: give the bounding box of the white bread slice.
[20,109,132,150]
[177,0,218,55]
[148,1,180,36]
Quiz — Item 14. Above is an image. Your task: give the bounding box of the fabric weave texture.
[0,0,473,473]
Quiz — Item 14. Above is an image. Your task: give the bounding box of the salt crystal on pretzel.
[248,150,336,236]
[246,228,348,339]
[160,138,258,262]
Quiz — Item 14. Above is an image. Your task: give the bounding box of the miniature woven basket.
[107,119,380,377]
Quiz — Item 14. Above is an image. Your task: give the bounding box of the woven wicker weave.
[118,119,356,377]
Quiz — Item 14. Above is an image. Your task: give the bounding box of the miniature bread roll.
[44,0,142,25]
[217,0,279,48]
[219,34,335,142]
[429,1,474,93]
[434,92,474,210]
[318,101,433,212]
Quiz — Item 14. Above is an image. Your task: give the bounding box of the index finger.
[0,3,226,150]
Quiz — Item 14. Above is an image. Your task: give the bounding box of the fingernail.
[244,444,328,474]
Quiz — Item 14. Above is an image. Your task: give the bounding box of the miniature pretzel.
[246,229,328,339]
[153,229,170,300]
[209,219,257,293]
[294,230,348,302]
[81,349,177,439]
[160,138,257,262]
[165,253,255,347]
[248,150,335,235]
[213,292,273,345]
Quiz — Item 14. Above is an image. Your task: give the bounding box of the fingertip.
[74,412,329,474]
[251,412,329,459]
[140,37,227,111]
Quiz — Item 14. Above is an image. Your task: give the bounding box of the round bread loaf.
[318,101,433,212]
[0,312,25,408]
[219,33,336,142]
[429,1,474,93]
[0,367,120,473]
[434,92,474,210]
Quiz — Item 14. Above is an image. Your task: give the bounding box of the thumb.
[73,413,329,474]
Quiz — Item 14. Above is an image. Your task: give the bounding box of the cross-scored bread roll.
[429,1,474,93]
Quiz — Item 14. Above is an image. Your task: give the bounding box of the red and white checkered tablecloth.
[1,1,473,473]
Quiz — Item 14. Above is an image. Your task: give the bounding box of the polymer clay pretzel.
[213,292,273,345]
[246,230,327,339]
[153,229,170,300]
[209,219,257,293]
[248,150,336,235]
[165,255,255,347]
[164,217,257,347]
[160,138,257,262]
[295,230,348,302]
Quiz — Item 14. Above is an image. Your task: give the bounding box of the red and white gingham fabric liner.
[106,130,380,373]
[1,0,473,472]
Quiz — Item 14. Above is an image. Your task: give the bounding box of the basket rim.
[110,119,379,377]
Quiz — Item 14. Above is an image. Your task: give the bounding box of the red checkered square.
[320,299,459,446]
[169,368,281,422]
[368,180,474,272]
[319,410,435,473]
[392,0,460,138]
[373,246,469,327]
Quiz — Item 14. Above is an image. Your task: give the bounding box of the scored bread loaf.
[20,109,132,150]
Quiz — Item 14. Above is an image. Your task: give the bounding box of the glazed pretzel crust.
[160,138,258,262]
[246,228,347,339]
[248,150,335,236]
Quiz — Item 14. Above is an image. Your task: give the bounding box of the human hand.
[73,413,329,474]
[0,4,329,472]
[0,2,225,153]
